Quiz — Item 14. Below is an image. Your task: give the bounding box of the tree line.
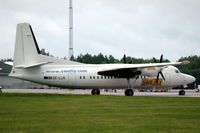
[74,53,170,64]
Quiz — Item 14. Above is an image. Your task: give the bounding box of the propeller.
[159,54,163,63]
[153,54,165,84]
[153,57,157,63]
[123,54,127,64]
[156,71,165,83]
[153,54,163,63]
[123,54,132,64]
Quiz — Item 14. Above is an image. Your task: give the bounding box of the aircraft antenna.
[69,0,74,60]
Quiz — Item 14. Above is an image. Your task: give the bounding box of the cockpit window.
[175,69,180,73]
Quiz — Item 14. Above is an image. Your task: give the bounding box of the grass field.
[0,93,200,133]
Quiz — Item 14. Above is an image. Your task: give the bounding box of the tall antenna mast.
[69,0,74,60]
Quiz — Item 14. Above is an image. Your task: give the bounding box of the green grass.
[0,93,200,133]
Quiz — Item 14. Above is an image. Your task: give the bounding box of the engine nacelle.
[140,67,160,77]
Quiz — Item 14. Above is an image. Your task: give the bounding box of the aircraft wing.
[97,61,189,78]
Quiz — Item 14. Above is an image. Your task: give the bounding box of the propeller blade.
[159,54,163,63]
[123,54,126,64]
[156,72,160,83]
[160,71,165,80]
[153,57,157,63]
[156,71,165,84]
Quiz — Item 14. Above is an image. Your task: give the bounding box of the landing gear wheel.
[125,89,134,96]
[179,90,185,95]
[91,89,100,95]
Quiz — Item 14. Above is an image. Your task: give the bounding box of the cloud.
[0,0,200,61]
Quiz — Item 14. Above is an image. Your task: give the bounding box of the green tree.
[40,48,49,56]
[1,58,13,62]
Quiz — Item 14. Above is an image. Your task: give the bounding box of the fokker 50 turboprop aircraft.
[9,23,196,96]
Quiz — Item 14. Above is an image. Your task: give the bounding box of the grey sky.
[0,0,200,61]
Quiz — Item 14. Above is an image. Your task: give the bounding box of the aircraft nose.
[184,75,196,84]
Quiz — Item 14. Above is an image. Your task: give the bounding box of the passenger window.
[93,76,95,79]
[90,76,92,79]
[83,76,85,79]
[80,76,82,79]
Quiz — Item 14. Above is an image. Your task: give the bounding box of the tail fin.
[13,23,43,67]
[12,23,82,69]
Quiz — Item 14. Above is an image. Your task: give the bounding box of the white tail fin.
[13,23,82,68]
[13,23,43,67]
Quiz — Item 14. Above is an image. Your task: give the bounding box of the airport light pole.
[69,0,74,60]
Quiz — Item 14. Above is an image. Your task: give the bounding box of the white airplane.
[9,23,196,96]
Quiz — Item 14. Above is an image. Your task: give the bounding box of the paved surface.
[1,89,200,97]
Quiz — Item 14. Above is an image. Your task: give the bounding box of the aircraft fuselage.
[10,64,194,89]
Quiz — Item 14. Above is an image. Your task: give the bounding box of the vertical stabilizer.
[11,23,82,70]
[13,23,41,67]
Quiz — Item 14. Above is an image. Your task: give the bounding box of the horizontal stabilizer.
[15,61,51,68]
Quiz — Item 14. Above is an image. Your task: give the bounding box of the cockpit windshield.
[175,69,180,73]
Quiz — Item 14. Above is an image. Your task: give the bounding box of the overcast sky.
[0,0,200,61]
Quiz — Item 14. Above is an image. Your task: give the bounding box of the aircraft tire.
[91,89,100,95]
[96,89,100,95]
[179,90,185,95]
[125,89,134,96]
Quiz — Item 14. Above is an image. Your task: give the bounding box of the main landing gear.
[124,78,134,96]
[91,89,100,95]
[125,89,134,96]
[179,89,185,95]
